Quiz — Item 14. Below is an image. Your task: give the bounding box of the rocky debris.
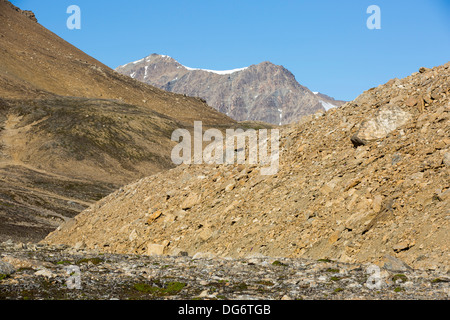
[115,54,346,125]
[0,241,448,300]
[43,62,450,271]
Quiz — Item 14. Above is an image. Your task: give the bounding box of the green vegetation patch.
[133,283,160,294]
[0,274,10,281]
[330,276,341,282]
[133,281,187,296]
[392,274,408,283]
[272,260,287,267]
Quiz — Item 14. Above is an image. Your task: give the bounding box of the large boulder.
[0,260,15,276]
[351,105,411,147]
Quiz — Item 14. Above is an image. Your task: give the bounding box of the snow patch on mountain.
[133,58,145,65]
[183,65,248,75]
[319,100,337,111]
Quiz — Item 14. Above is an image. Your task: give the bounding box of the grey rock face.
[115,54,345,125]
[0,261,15,275]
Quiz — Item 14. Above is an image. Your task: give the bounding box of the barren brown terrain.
[44,62,450,271]
[0,0,237,242]
[0,0,449,303]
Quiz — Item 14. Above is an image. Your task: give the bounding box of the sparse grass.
[326,268,340,273]
[431,278,445,283]
[272,260,287,267]
[317,259,332,263]
[0,274,9,281]
[330,276,341,282]
[133,281,187,296]
[392,274,408,283]
[256,280,274,286]
[133,283,159,294]
[333,288,344,293]
[233,282,248,291]
[165,282,187,294]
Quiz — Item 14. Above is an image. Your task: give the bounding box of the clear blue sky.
[11,0,450,101]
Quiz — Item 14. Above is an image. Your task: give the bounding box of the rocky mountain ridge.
[44,62,450,271]
[1,0,37,22]
[115,54,346,125]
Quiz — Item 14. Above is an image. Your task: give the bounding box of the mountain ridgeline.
[115,54,346,125]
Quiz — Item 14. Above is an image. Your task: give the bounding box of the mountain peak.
[115,54,345,125]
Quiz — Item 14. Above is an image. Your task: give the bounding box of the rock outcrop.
[115,54,346,125]
[1,0,38,22]
[44,62,450,271]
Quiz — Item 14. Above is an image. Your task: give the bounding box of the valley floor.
[0,241,448,300]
